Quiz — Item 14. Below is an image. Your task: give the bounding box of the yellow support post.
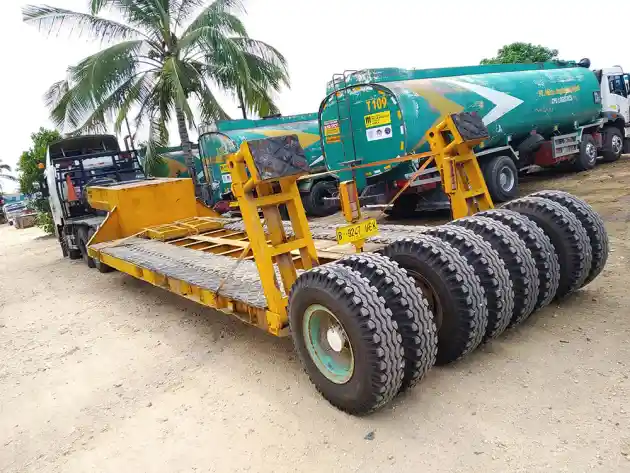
[426,113,495,219]
[227,136,319,329]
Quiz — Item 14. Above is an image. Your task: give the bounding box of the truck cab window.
[609,75,627,97]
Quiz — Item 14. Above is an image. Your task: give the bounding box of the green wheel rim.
[303,304,354,384]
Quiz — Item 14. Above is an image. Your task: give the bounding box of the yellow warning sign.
[219,163,229,173]
[326,135,341,144]
[324,119,340,136]
[364,111,391,128]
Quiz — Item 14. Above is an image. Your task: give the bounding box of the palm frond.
[0,173,18,182]
[44,79,70,111]
[69,72,153,135]
[114,74,155,133]
[143,112,169,175]
[171,0,205,29]
[162,57,195,127]
[180,0,247,43]
[22,5,144,43]
[0,163,12,172]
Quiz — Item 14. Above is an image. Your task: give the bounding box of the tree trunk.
[237,87,247,119]
[175,108,199,195]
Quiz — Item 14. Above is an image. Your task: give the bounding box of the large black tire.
[601,127,624,163]
[288,264,404,414]
[479,209,560,309]
[87,228,113,273]
[503,196,592,298]
[335,252,437,392]
[302,180,339,218]
[530,190,608,287]
[480,155,519,203]
[573,134,598,171]
[65,227,82,260]
[77,227,96,268]
[381,235,487,365]
[451,216,539,327]
[424,225,513,341]
[57,225,69,258]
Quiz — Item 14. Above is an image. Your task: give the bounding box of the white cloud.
[1,0,628,193]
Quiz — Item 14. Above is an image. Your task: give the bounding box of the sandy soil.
[1,159,630,473]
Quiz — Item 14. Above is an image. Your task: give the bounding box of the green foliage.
[35,209,55,234]
[17,128,61,234]
[23,0,290,175]
[17,128,62,195]
[481,42,560,65]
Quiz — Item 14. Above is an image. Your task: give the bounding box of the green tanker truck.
[320,60,630,215]
[199,113,339,216]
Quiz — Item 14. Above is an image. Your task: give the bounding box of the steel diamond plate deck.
[223,220,431,244]
[101,238,270,308]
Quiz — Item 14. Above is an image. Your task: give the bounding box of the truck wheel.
[335,253,437,392]
[424,225,513,341]
[288,264,404,414]
[57,226,69,258]
[381,235,487,365]
[451,216,539,327]
[87,228,113,273]
[601,127,624,163]
[574,134,598,171]
[503,196,592,298]
[77,228,96,268]
[530,191,608,287]
[479,209,560,310]
[302,181,338,217]
[63,228,82,260]
[481,156,518,203]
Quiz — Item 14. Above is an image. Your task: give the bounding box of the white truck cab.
[42,134,144,263]
[596,66,630,152]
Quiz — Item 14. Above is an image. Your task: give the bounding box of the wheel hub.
[303,304,354,384]
[586,143,597,161]
[612,135,623,154]
[498,167,515,192]
[326,326,345,353]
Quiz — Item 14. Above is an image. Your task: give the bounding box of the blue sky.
[1,0,628,192]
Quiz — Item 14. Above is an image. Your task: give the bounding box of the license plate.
[336,218,379,245]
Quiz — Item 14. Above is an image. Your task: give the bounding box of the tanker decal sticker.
[326,135,341,144]
[399,79,463,151]
[324,119,340,136]
[260,129,320,148]
[440,78,524,126]
[366,125,393,142]
[364,111,391,128]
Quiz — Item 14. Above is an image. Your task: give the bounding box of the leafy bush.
[35,210,55,234]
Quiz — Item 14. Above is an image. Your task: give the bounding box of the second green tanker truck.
[199,113,339,217]
[320,59,630,215]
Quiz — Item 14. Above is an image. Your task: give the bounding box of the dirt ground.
[2,159,630,473]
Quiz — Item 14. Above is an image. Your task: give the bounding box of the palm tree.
[23,0,289,186]
[0,159,16,182]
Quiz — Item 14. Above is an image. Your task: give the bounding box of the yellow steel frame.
[84,115,495,338]
[425,115,494,219]
[227,140,319,321]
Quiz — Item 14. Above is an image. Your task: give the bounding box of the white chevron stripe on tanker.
[440,78,524,126]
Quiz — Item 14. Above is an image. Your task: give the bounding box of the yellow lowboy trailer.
[85,113,608,414]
